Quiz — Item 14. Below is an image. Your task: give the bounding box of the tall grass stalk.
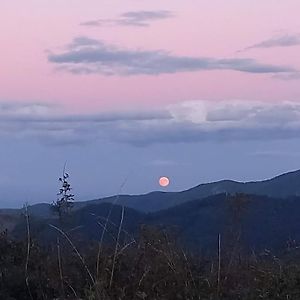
[109,205,125,289]
[24,203,33,300]
[96,176,129,280]
[49,224,95,286]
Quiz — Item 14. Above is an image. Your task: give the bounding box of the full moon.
[159,176,170,187]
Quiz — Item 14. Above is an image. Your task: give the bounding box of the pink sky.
[2,1,300,206]
[1,0,300,112]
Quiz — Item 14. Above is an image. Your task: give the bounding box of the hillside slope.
[11,193,300,253]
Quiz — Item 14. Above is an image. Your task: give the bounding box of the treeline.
[1,225,300,300]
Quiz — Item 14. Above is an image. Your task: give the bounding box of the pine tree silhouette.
[52,165,74,220]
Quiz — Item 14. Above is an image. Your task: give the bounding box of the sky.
[1,0,300,207]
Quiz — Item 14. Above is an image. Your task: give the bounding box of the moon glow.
[159,176,170,187]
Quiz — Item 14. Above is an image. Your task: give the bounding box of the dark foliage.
[2,222,300,299]
[52,171,75,220]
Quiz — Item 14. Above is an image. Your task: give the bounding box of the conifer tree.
[52,166,74,220]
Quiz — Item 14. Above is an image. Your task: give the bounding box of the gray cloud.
[80,10,174,27]
[1,100,300,146]
[0,109,171,123]
[0,102,171,145]
[48,37,294,76]
[245,34,300,50]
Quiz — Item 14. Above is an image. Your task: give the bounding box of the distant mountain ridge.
[2,169,300,218]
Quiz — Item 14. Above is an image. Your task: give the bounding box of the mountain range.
[2,168,300,217]
[1,169,300,252]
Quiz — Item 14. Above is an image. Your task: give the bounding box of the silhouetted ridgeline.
[2,169,300,218]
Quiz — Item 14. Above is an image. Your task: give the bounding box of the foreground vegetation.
[1,223,300,300]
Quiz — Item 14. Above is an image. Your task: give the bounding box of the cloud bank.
[48,37,294,76]
[1,100,300,146]
[80,10,174,27]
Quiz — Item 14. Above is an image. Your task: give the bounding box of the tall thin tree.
[52,164,75,221]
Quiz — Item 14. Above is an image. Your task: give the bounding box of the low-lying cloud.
[1,100,300,146]
[80,10,174,27]
[48,37,294,76]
